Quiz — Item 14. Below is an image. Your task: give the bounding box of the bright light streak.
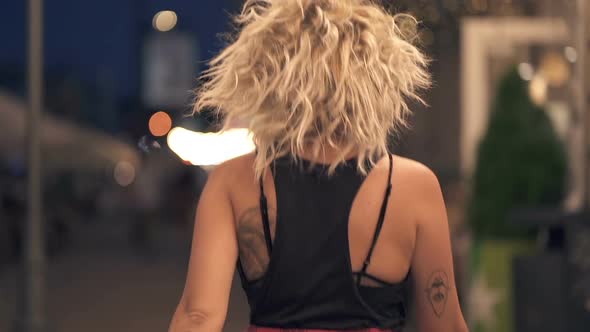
[167,127,256,166]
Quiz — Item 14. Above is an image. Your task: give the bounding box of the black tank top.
[237,154,410,330]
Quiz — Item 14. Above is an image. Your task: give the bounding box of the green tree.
[468,67,567,239]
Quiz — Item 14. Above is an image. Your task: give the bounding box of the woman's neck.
[296,145,359,164]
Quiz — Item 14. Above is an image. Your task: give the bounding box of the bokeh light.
[529,75,548,106]
[152,10,178,32]
[564,46,578,63]
[149,111,173,137]
[138,135,162,153]
[113,161,136,187]
[396,14,419,40]
[539,52,570,87]
[518,63,534,81]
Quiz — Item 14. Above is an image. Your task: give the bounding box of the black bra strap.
[259,176,273,254]
[352,271,394,287]
[359,154,393,279]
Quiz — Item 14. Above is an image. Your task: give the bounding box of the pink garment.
[246,326,395,332]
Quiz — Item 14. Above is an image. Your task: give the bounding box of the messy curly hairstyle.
[194,0,430,179]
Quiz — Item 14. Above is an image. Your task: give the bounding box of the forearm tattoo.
[424,270,450,318]
[236,207,275,280]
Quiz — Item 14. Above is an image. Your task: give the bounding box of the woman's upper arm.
[178,164,239,327]
[410,166,468,332]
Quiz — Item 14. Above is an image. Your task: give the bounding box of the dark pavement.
[0,219,250,332]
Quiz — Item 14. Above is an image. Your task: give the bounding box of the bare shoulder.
[213,152,256,174]
[206,152,257,189]
[391,155,444,220]
[392,155,440,192]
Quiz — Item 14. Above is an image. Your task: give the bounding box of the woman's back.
[230,153,414,285]
[224,152,440,330]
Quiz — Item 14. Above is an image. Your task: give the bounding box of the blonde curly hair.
[194,0,430,179]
